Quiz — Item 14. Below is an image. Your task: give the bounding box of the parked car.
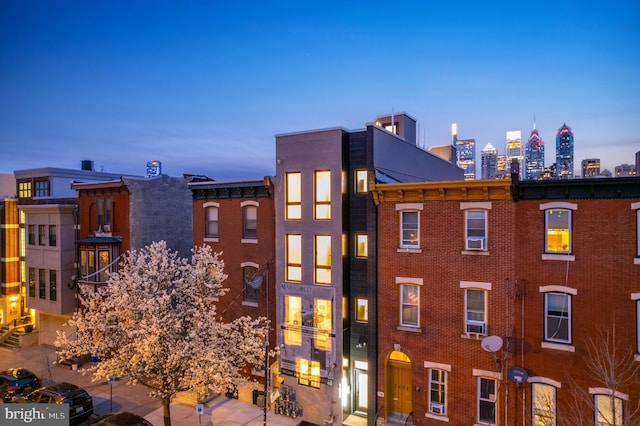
[0,367,41,402]
[91,412,153,426]
[16,382,93,424]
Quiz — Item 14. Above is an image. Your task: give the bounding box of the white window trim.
[634,203,640,262]
[398,280,421,330]
[589,388,629,400]
[399,208,421,251]
[203,202,220,242]
[541,202,576,259]
[460,202,492,210]
[472,369,502,380]
[424,361,452,371]
[241,200,259,207]
[426,365,449,421]
[634,294,640,359]
[539,285,577,295]
[460,281,492,290]
[541,288,575,347]
[396,277,424,285]
[464,288,488,336]
[528,376,562,388]
[539,201,577,211]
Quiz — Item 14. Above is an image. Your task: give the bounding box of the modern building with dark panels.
[273,112,464,425]
[525,124,545,180]
[556,123,574,179]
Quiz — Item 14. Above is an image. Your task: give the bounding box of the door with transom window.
[386,351,412,417]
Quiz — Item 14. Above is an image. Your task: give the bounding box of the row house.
[188,176,276,404]
[372,176,640,425]
[273,112,464,425]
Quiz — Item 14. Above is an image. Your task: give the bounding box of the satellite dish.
[507,366,529,383]
[481,335,503,353]
[249,276,264,289]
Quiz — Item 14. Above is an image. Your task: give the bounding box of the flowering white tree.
[55,241,270,426]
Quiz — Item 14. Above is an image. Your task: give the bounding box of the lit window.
[49,270,57,301]
[285,295,302,345]
[428,369,447,416]
[314,170,331,220]
[38,225,45,245]
[355,234,368,258]
[315,235,331,284]
[400,211,419,248]
[594,394,623,426]
[400,284,419,327]
[286,234,302,282]
[355,170,368,193]
[28,268,35,297]
[28,225,35,245]
[314,299,332,351]
[465,210,487,250]
[243,265,258,303]
[39,269,46,299]
[286,172,302,220]
[98,250,110,283]
[205,205,219,239]
[18,181,32,198]
[242,205,257,239]
[478,377,496,425]
[297,358,321,388]
[532,383,556,426]
[355,298,368,323]
[545,209,571,253]
[48,225,57,247]
[544,293,571,344]
[465,289,487,335]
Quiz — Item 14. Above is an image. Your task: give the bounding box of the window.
[38,269,46,299]
[400,211,419,248]
[98,250,110,282]
[465,289,487,335]
[478,377,497,425]
[49,270,57,301]
[284,295,302,345]
[465,210,487,250]
[429,369,447,416]
[544,293,571,344]
[80,249,96,280]
[48,225,57,247]
[314,298,332,351]
[355,234,368,258]
[297,358,321,388]
[532,383,556,426]
[286,172,302,220]
[400,284,419,327]
[314,170,331,220]
[545,209,571,253]
[243,265,258,303]
[28,268,35,297]
[315,235,331,284]
[636,208,639,258]
[242,204,257,240]
[285,234,302,282]
[637,300,640,354]
[96,198,112,230]
[355,170,368,193]
[594,394,623,426]
[38,225,45,245]
[205,205,219,239]
[34,179,50,197]
[355,298,368,323]
[28,225,35,245]
[18,180,32,198]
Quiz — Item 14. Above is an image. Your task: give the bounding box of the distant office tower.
[455,138,476,180]
[581,159,600,178]
[481,143,498,179]
[525,124,544,180]
[556,124,574,179]
[636,150,640,176]
[451,123,458,144]
[497,154,508,179]
[615,164,636,177]
[506,130,523,179]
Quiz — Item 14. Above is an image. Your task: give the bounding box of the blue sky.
[1,1,639,179]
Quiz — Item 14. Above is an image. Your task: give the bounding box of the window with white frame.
[636,207,639,257]
[314,298,332,351]
[478,377,497,425]
[314,170,331,220]
[637,300,640,354]
[355,298,368,323]
[355,234,368,258]
[242,204,257,240]
[286,234,302,282]
[286,172,302,220]
[355,169,368,193]
[594,393,623,426]
[428,369,447,416]
[400,284,419,327]
[532,383,556,426]
[315,235,331,284]
[400,210,419,248]
[205,204,219,239]
[465,289,487,335]
[465,209,487,250]
[544,292,571,344]
[542,203,575,254]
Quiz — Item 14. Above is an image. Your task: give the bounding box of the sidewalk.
[0,344,300,426]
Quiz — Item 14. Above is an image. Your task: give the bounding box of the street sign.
[196,404,204,415]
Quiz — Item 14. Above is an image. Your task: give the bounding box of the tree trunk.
[163,396,172,426]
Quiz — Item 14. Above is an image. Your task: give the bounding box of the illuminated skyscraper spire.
[525,118,544,180]
[556,123,574,179]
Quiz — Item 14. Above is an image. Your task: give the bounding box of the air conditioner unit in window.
[466,237,485,250]
[466,320,486,335]
[430,402,445,415]
[103,225,111,232]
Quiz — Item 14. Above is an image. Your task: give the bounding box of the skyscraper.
[556,123,574,179]
[581,158,600,178]
[505,130,523,179]
[525,123,544,180]
[481,142,498,179]
[455,138,476,180]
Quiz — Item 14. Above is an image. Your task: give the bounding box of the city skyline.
[1,1,639,179]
